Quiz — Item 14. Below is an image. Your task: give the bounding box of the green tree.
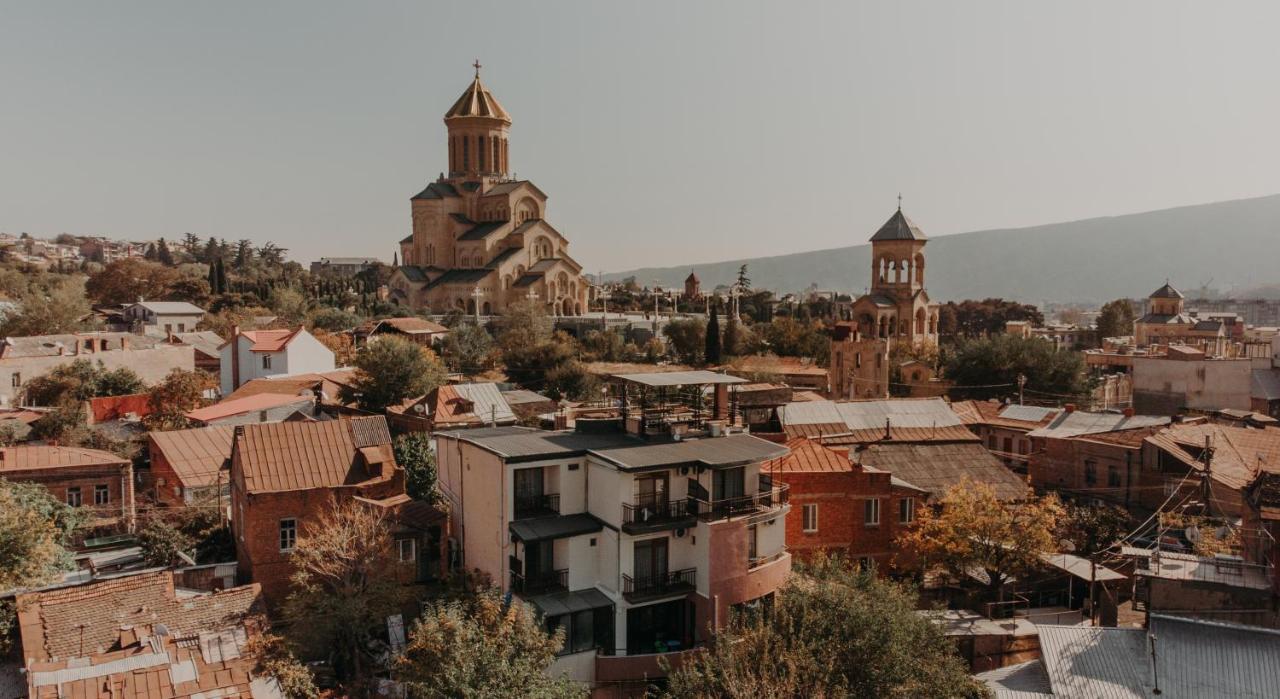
[723,311,741,357]
[341,336,447,412]
[496,302,575,388]
[1060,503,1129,558]
[543,360,599,401]
[897,480,1062,603]
[0,479,85,653]
[1,276,91,337]
[664,554,983,698]
[269,286,310,326]
[85,258,178,305]
[577,329,627,362]
[283,498,409,685]
[937,299,1043,339]
[761,316,829,363]
[705,303,722,365]
[156,238,175,266]
[396,589,584,699]
[441,321,496,376]
[394,432,440,503]
[943,333,1090,401]
[308,307,363,333]
[247,635,318,699]
[137,513,194,567]
[1096,298,1136,340]
[663,317,706,365]
[736,264,751,291]
[24,359,144,406]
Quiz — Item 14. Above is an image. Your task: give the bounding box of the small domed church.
[389,64,591,316]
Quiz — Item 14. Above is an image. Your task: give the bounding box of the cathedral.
[388,65,590,316]
[830,207,940,399]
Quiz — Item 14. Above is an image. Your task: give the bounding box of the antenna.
[1149,633,1162,695]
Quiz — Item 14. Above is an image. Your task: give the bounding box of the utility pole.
[1017,373,1027,406]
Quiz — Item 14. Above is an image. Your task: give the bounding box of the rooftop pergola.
[607,370,747,437]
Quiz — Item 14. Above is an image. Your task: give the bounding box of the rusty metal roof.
[233,416,392,494]
[857,442,1028,501]
[0,446,126,473]
[148,426,235,488]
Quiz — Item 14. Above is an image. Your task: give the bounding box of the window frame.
[802,503,818,533]
[864,498,880,527]
[262,354,273,370]
[279,518,298,552]
[898,497,914,524]
[66,487,82,507]
[397,538,416,563]
[94,484,110,506]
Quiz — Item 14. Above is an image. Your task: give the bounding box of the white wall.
[219,329,335,395]
[1,345,194,407]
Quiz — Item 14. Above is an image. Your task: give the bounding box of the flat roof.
[509,513,603,543]
[610,370,748,387]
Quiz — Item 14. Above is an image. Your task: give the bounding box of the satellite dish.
[1058,539,1076,553]
[1184,525,1202,544]
[413,403,426,414]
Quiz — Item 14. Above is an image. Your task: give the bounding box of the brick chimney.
[1064,404,1076,413]
[1123,407,1135,418]
[231,326,241,391]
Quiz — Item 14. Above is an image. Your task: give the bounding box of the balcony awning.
[526,587,614,618]
[509,513,603,543]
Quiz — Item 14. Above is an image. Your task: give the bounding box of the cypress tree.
[705,301,722,366]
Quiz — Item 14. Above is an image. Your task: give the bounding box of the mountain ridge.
[605,194,1280,304]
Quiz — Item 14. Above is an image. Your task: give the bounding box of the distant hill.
[606,195,1280,305]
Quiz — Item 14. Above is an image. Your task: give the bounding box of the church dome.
[444,68,511,123]
[869,209,927,242]
[1150,282,1184,299]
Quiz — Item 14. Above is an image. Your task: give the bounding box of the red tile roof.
[185,393,312,423]
[223,369,357,405]
[233,416,393,494]
[148,426,235,489]
[0,446,127,473]
[225,328,302,353]
[15,570,263,662]
[762,437,853,473]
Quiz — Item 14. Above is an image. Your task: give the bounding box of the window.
[747,524,758,563]
[262,355,272,370]
[548,606,613,656]
[899,497,914,524]
[66,487,82,507]
[1002,437,1013,454]
[1108,465,1121,488]
[398,538,416,563]
[864,498,880,526]
[94,484,110,506]
[713,467,745,501]
[178,323,186,332]
[802,504,818,533]
[988,434,997,450]
[1084,460,1097,486]
[279,518,297,552]
[10,373,19,388]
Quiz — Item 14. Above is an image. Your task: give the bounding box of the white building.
[436,371,791,687]
[123,300,206,336]
[218,327,335,396]
[0,333,194,407]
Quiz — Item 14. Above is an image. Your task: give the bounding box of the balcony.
[514,493,560,520]
[695,483,789,520]
[622,495,696,534]
[622,568,697,602]
[510,568,569,596]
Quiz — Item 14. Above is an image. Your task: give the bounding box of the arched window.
[462,138,469,171]
[915,308,926,335]
[493,139,501,173]
[914,253,925,285]
[478,135,486,171]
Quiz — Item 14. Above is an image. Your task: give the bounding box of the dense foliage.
[943,333,1090,401]
[341,336,447,412]
[393,432,440,503]
[1095,298,1137,340]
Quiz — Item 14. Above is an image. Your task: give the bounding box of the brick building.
[386,382,517,433]
[230,416,445,605]
[763,437,926,569]
[0,445,135,537]
[951,401,1060,472]
[1026,408,1170,512]
[147,425,235,506]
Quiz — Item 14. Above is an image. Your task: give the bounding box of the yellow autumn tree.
[897,479,1063,603]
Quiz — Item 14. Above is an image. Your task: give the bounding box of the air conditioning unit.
[674,528,687,538]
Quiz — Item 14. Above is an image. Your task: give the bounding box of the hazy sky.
[3,1,1279,271]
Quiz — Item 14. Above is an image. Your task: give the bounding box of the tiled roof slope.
[858,442,1028,501]
[16,570,263,662]
[233,416,393,494]
[762,437,852,474]
[0,446,126,473]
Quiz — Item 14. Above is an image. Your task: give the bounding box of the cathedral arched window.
[493,139,501,173]
[478,136,486,171]
[914,253,925,285]
[463,138,470,171]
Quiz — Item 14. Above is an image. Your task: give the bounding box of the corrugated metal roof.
[186,393,312,423]
[148,426,235,488]
[974,660,1053,697]
[452,382,516,424]
[130,300,205,315]
[1145,422,1280,490]
[234,416,391,493]
[999,405,1059,423]
[780,398,961,430]
[1040,553,1126,582]
[858,442,1028,501]
[0,446,126,472]
[438,426,788,469]
[762,438,852,474]
[1027,411,1170,439]
[610,370,747,387]
[1038,615,1280,698]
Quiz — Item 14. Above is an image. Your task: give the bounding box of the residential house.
[1131,347,1270,416]
[500,388,557,421]
[0,445,135,537]
[122,299,206,336]
[12,570,278,699]
[147,425,234,506]
[723,355,828,392]
[171,330,225,374]
[951,400,1060,472]
[435,370,791,687]
[186,392,319,427]
[763,437,926,569]
[219,327,335,397]
[1026,407,1171,512]
[310,256,381,276]
[222,369,357,409]
[0,332,194,407]
[386,382,516,432]
[230,416,444,605]
[353,317,450,347]
[1123,547,1277,629]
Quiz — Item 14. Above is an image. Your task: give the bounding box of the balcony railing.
[510,568,568,596]
[622,495,694,530]
[695,483,789,520]
[514,493,560,520]
[623,568,697,602]
[748,547,789,570]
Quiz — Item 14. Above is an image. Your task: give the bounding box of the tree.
[308,307,362,333]
[233,239,254,270]
[1096,298,1136,340]
[24,359,144,406]
[137,514,194,567]
[0,479,84,653]
[86,259,178,305]
[269,286,310,327]
[664,554,982,698]
[943,333,1090,401]
[760,316,829,363]
[1,276,91,336]
[341,336,447,412]
[897,480,1063,602]
[705,302,722,365]
[441,322,496,376]
[257,242,288,266]
[246,635,318,699]
[166,276,212,306]
[663,317,706,365]
[396,589,584,699]
[157,238,175,266]
[394,432,440,503]
[723,311,741,357]
[496,302,576,388]
[282,498,410,685]
[543,360,599,401]
[577,329,626,363]
[146,369,214,430]
[736,264,751,292]
[937,299,1043,339]
[1060,503,1129,558]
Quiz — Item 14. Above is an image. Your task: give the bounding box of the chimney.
[120,336,128,350]
[231,326,242,391]
[884,417,892,440]
[1065,404,1077,413]
[1123,407,1135,418]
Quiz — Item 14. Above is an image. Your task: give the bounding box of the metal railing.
[514,493,560,520]
[695,483,790,519]
[623,568,697,601]
[622,495,694,527]
[748,547,789,570]
[510,568,568,596]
